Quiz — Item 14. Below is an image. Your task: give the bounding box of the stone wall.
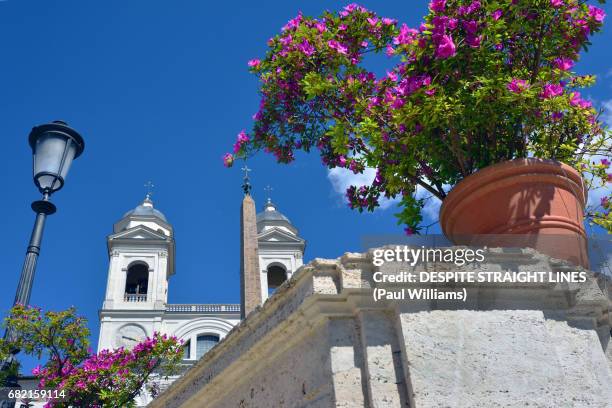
[150,247,612,408]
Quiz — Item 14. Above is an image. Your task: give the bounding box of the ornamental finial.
[264,185,274,204]
[241,164,252,195]
[144,181,155,201]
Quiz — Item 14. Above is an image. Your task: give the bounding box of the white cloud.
[415,185,444,220]
[603,99,612,127]
[327,167,443,220]
[588,185,609,209]
[583,100,611,211]
[327,167,399,210]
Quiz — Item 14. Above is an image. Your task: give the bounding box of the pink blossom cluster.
[33,332,182,408]
[507,78,529,94]
[541,83,564,99]
[232,130,250,154]
[224,1,608,234]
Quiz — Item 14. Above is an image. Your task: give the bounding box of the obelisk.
[240,165,261,319]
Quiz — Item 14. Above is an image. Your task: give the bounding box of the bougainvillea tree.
[224,0,611,233]
[0,305,183,408]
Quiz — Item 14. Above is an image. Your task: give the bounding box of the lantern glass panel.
[33,133,77,192]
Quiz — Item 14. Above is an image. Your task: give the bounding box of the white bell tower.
[98,193,175,351]
[102,194,175,310]
[256,196,306,300]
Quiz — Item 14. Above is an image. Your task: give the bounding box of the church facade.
[97,193,305,371]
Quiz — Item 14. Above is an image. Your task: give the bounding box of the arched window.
[196,334,219,359]
[267,264,287,295]
[124,263,148,301]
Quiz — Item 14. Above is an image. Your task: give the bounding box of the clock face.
[115,325,147,349]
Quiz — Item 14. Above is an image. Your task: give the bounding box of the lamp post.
[0,121,84,402]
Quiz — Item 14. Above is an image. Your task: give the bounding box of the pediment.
[109,225,168,241]
[258,228,304,243]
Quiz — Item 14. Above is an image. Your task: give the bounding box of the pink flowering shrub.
[0,305,183,408]
[224,1,611,233]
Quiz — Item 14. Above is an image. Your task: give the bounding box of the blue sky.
[0,0,610,373]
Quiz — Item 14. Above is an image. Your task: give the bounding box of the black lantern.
[29,120,85,195]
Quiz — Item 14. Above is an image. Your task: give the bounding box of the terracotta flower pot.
[439,158,589,268]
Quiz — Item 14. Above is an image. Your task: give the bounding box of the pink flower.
[507,78,529,93]
[367,17,378,27]
[569,92,592,109]
[553,57,574,70]
[429,0,446,13]
[247,59,260,68]
[282,12,303,31]
[386,70,398,81]
[404,227,415,235]
[315,22,326,33]
[393,24,418,45]
[432,16,449,34]
[222,153,234,168]
[343,3,366,14]
[492,9,503,20]
[32,365,42,376]
[237,130,249,144]
[298,39,315,56]
[279,35,292,46]
[435,35,456,59]
[328,40,348,55]
[550,0,563,7]
[382,17,396,26]
[466,35,482,48]
[540,83,563,99]
[392,97,405,109]
[385,45,395,56]
[338,156,347,167]
[367,96,380,109]
[467,1,481,13]
[463,20,478,34]
[588,5,606,23]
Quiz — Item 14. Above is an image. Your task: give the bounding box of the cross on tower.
[264,185,274,203]
[144,181,155,199]
[241,164,252,195]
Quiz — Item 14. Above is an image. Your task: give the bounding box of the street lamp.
[14,121,85,306]
[1,121,84,397]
